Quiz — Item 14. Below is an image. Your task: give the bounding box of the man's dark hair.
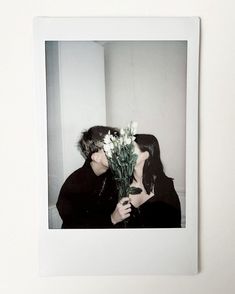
[78,126,119,160]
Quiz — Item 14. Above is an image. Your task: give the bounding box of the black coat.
[123,177,182,228]
[56,160,118,228]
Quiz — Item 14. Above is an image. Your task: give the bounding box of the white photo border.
[34,17,200,275]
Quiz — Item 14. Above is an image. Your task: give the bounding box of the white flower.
[131,135,136,142]
[124,135,131,145]
[119,137,124,145]
[103,144,112,158]
[103,143,111,152]
[109,142,114,150]
[126,138,132,145]
[104,134,111,144]
[106,150,112,158]
[120,128,125,135]
[130,121,138,135]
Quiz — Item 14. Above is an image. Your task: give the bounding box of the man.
[56,126,131,228]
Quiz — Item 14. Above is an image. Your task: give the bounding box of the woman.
[126,134,181,228]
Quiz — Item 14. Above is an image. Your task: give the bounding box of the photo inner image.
[45,41,187,229]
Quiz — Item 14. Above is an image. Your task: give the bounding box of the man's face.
[98,149,109,167]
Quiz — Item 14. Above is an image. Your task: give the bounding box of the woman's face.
[134,142,148,166]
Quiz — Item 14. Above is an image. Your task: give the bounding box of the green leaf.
[129,187,142,195]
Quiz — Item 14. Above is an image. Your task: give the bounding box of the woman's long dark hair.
[135,134,171,195]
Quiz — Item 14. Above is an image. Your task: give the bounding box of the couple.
[56,126,181,229]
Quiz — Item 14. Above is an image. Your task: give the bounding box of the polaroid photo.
[34,17,200,275]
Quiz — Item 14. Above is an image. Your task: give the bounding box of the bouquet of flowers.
[103,121,142,202]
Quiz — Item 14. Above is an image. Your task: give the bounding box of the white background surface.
[0,1,234,293]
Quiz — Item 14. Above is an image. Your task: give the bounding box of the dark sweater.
[56,160,118,228]
[125,178,181,228]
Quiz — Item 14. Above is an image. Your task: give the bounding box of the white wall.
[46,41,106,208]
[58,41,106,180]
[104,41,186,191]
[1,1,235,294]
[45,41,64,207]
